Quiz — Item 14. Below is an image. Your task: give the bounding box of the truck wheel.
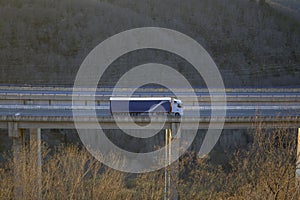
[175,113,180,117]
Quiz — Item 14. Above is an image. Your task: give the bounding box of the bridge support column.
[164,123,181,200]
[30,128,42,200]
[296,128,300,182]
[8,122,25,200]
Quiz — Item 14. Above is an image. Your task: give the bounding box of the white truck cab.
[172,98,183,116]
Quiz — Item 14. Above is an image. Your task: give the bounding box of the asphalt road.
[0,105,299,117]
[0,87,299,118]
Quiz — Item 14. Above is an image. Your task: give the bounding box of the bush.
[0,126,299,199]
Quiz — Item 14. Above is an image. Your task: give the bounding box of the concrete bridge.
[1,86,300,199]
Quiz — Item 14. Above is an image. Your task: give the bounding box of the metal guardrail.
[1,85,300,92]
[0,87,300,107]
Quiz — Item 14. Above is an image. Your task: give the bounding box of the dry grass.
[177,126,300,200]
[0,126,299,199]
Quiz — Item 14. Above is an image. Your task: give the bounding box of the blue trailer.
[110,97,183,116]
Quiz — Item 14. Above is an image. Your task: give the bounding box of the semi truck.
[110,97,183,116]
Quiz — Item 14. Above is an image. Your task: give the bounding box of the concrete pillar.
[8,122,21,138]
[30,128,42,200]
[170,123,180,200]
[8,122,25,199]
[296,128,300,181]
[164,128,171,200]
[164,123,181,200]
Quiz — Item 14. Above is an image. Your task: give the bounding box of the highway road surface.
[0,86,299,118]
[0,104,299,118]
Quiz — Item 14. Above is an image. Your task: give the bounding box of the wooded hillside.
[0,0,299,87]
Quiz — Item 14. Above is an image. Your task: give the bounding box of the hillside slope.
[0,0,299,87]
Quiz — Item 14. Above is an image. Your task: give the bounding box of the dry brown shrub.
[0,124,299,199]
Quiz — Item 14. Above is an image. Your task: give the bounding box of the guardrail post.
[8,122,25,199]
[30,128,42,200]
